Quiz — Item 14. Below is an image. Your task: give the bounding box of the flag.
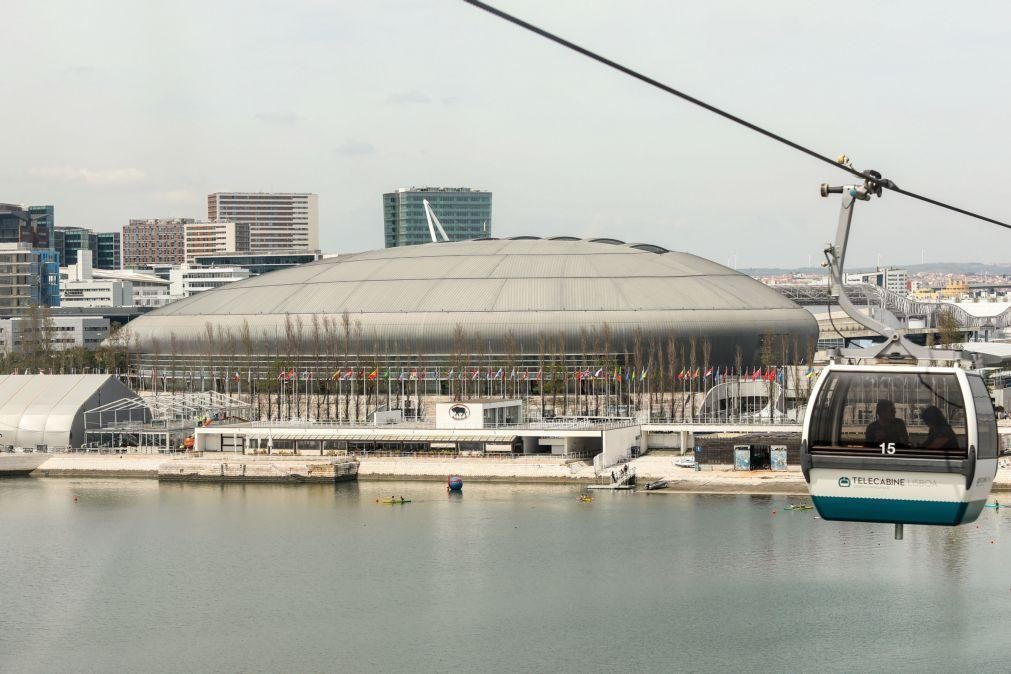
[752,368,761,381]
[766,367,777,381]
[448,368,455,378]
[613,367,620,380]
[495,368,503,379]
[368,369,378,380]
[536,370,542,381]
[410,369,418,380]
[677,369,685,381]
[805,367,816,379]
[640,368,647,381]
[510,368,516,380]
[232,372,241,382]
[472,369,480,380]
[704,367,713,378]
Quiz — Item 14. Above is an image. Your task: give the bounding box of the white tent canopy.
[0,375,143,449]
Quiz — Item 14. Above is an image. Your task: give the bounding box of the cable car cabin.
[801,364,998,526]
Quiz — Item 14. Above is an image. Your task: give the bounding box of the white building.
[169,264,250,299]
[0,315,110,353]
[60,251,133,308]
[183,221,242,263]
[207,192,318,252]
[846,268,909,296]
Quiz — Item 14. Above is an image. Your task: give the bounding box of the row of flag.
[259,365,817,382]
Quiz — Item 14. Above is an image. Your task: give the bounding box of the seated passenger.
[864,400,909,447]
[921,406,959,450]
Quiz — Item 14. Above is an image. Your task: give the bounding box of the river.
[1,478,1009,672]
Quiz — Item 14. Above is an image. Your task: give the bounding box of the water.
[2,478,1011,672]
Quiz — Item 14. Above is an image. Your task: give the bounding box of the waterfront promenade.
[5,452,1011,494]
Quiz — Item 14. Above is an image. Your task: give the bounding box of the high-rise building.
[207,192,318,252]
[122,218,192,268]
[89,231,121,270]
[54,226,91,266]
[54,227,121,270]
[183,221,245,263]
[27,205,54,250]
[0,204,49,249]
[383,187,492,248]
[0,242,59,313]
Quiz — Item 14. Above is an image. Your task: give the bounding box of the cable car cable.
[461,0,1011,231]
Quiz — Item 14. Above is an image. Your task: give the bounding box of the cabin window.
[808,371,968,459]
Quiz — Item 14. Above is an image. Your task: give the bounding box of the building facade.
[60,250,133,308]
[122,218,191,268]
[846,268,910,296]
[192,249,323,276]
[27,205,54,250]
[0,243,61,313]
[383,187,491,248]
[90,231,121,270]
[207,193,318,252]
[0,204,47,249]
[183,221,243,263]
[0,316,110,353]
[169,264,250,298]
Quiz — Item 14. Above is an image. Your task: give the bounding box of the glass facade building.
[192,249,322,277]
[383,187,491,248]
[27,205,54,250]
[90,231,121,270]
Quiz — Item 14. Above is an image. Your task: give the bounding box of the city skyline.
[4,1,1011,267]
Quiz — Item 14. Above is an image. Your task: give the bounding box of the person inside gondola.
[864,399,909,447]
[921,406,959,450]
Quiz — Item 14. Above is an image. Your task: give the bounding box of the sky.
[4,0,1011,268]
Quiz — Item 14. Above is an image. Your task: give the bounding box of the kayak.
[579,496,593,502]
[379,498,411,504]
[985,503,1002,509]
[786,504,814,511]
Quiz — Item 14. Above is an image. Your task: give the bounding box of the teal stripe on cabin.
[812,496,986,526]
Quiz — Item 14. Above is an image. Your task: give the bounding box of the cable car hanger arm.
[820,168,970,366]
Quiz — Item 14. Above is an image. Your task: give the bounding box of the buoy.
[447,475,463,492]
[73,496,78,502]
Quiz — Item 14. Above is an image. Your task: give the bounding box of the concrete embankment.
[6,453,1011,495]
[357,456,596,483]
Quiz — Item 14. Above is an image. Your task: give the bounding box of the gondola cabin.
[801,364,998,526]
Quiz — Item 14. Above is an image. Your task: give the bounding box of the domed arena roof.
[124,237,817,361]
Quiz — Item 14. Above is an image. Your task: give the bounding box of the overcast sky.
[4,0,1010,268]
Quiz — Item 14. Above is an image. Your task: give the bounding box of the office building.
[60,250,133,308]
[90,231,121,270]
[383,187,491,248]
[169,264,249,299]
[183,221,244,263]
[0,316,110,354]
[846,268,910,296]
[27,205,54,250]
[122,218,192,268]
[0,242,60,313]
[208,192,318,252]
[54,226,91,266]
[0,204,50,249]
[192,249,323,277]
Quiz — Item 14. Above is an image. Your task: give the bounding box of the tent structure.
[0,375,145,450]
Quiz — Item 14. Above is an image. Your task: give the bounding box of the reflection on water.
[1,479,1010,672]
